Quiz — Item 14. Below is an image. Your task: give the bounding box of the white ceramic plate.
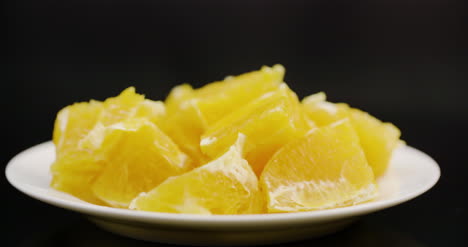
[6,142,440,246]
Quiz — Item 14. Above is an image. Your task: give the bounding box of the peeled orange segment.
[97,87,145,125]
[53,88,164,155]
[162,84,209,166]
[302,92,401,177]
[349,109,401,177]
[132,99,166,126]
[130,134,263,215]
[55,87,166,152]
[260,119,377,213]
[161,70,289,165]
[97,87,166,127]
[50,150,106,205]
[193,64,285,124]
[49,65,403,214]
[201,84,307,176]
[51,100,105,204]
[164,83,202,123]
[89,118,191,208]
[302,92,350,127]
[163,65,285,166]
[51,88,169,204]
[165,84,195,108]
[53,100,103,154]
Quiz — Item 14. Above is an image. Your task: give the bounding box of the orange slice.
[201,84,308,175]
[302,92,350,126]
[130,134,263,214]
[260,119,377,213]
[50,150,106,205]
[51,100,105,204]
[194,64,285,124]
[349,108,401,177]
[89,118,191,208]
[163,65,285,166]
[51,88,168,205]
[302,92,401,177]
[53,100,103,154]
[162,84,209,165]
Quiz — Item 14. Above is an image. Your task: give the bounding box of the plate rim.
[5,141,440,228]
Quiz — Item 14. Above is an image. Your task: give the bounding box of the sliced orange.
[132,99,166,126]
[302,92,350,126]
[194,64,285,124]
[51,100,105,204]
[96,87,166,126]
[201,84,308,176]
[88,118,191,208]
[164,65,285,166]
[349,108,401,177]
[97,87,145,125]
[261,119,377,213]
[302,92,401,177]
[130,134,263,214]
[162,84,209,166]
[53,100,103,154]
[50,65,403,214]
[51,150,105,205]
[51,88,169,205]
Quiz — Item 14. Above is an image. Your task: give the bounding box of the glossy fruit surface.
[130,134,263,214]
[201,84,308,175]
[302,92,401,177]
[261,119,377,213]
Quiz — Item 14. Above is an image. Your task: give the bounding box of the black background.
[3,1,468,246]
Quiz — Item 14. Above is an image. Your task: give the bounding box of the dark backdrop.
[3,1,468,246]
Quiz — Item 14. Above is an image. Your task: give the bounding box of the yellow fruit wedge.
[98,87,166,126]
[302,92,401,177]
[51,88,168,204]
[50,65,404,214]
[89,118,191,208]
[163,65,285,166]
[51,100,105,204]
[260,119,377,213]
[349,108,401,177]
[302,92,350,126]
[50,150,106,205]
[53,87,165,154]
[201,84,308,176]
[130,134,263,214]
[162,84,209,166]
[97,87,145,125]
[53,100,103,154]
[133,99,166,126]
[194,64,285,124]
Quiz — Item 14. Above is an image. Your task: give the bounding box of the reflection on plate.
[6,142,440,246]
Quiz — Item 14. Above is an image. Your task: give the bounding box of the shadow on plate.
[19,219,426,247]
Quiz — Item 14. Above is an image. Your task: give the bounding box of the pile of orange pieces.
[51,65,401,214]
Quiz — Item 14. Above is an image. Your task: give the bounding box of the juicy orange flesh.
[349,108,401,177]
[201,84,308,176]
[162,84,208,166]
[51,87,178,205]
[53,100,103,154]
[50,150,106,205]
[162,65,285,166]
[261,119,377,213]
[91,118,191,207]
[130,135,263,214]
[51,101,105,204]
[194,65,285,124]
[302,92,401,177]
[51,65,401,214]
